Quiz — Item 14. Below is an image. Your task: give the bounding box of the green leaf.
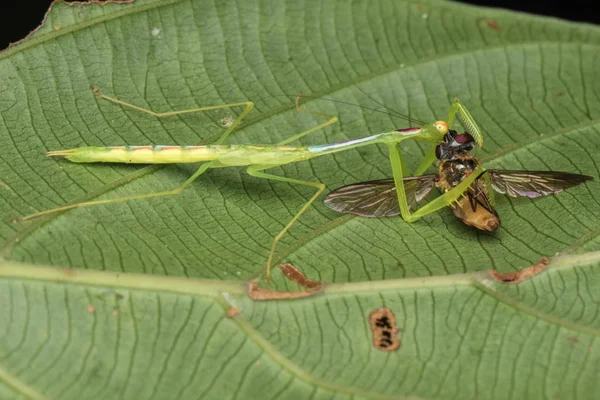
[1,0,599,398]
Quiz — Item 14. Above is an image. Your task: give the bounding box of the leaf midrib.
[2,251,600,324]
[2,254,599,399]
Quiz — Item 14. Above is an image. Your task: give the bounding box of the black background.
[1,0,599,50]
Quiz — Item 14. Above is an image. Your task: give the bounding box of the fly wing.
[324,175,437,217]
[488,170,593,198]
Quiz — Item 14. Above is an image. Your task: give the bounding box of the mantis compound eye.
[454,132,474,144]
[434,121,449,134]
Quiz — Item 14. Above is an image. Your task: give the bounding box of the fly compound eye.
[454,132,474,144]
[434,121,449,135]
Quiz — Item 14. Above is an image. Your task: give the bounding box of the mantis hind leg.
[246,164,326,282]
[14,162,219,222]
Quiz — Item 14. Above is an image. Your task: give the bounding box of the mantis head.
[391,120,449,143]
[434,120,449,135]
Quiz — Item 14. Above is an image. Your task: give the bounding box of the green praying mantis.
[14,86,487,281]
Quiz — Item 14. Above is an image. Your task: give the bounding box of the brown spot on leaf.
[226,307,240,318]
[487,19,501,30]
[554,92,565,98]
[279,263,321,289]
[87,304,95,313]
[247,281,323,301]
[568,336,581,345]
[489,257,549,284]
[476,17,501,31]
[369,308,401,352]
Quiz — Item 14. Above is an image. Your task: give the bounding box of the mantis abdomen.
[46,145,312,166]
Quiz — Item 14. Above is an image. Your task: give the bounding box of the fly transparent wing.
[488,170,592,198]
[324,175,437,217]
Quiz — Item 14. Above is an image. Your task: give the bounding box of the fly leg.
[480,171,495,206]
[468,171,496,210]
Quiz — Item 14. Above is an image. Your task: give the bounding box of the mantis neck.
[307,132,391,156]
[305,126,430,157]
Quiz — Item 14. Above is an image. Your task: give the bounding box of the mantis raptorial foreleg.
[446,97,483,148]
[384,98,484,214]
[413,144,438,176]
[406,170,485,220]
[386,143,486,222]
[246,164,326,282]
[391,98,483,178]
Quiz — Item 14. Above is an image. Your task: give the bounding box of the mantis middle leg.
[91,86,254,145]
[277,95,338,145]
